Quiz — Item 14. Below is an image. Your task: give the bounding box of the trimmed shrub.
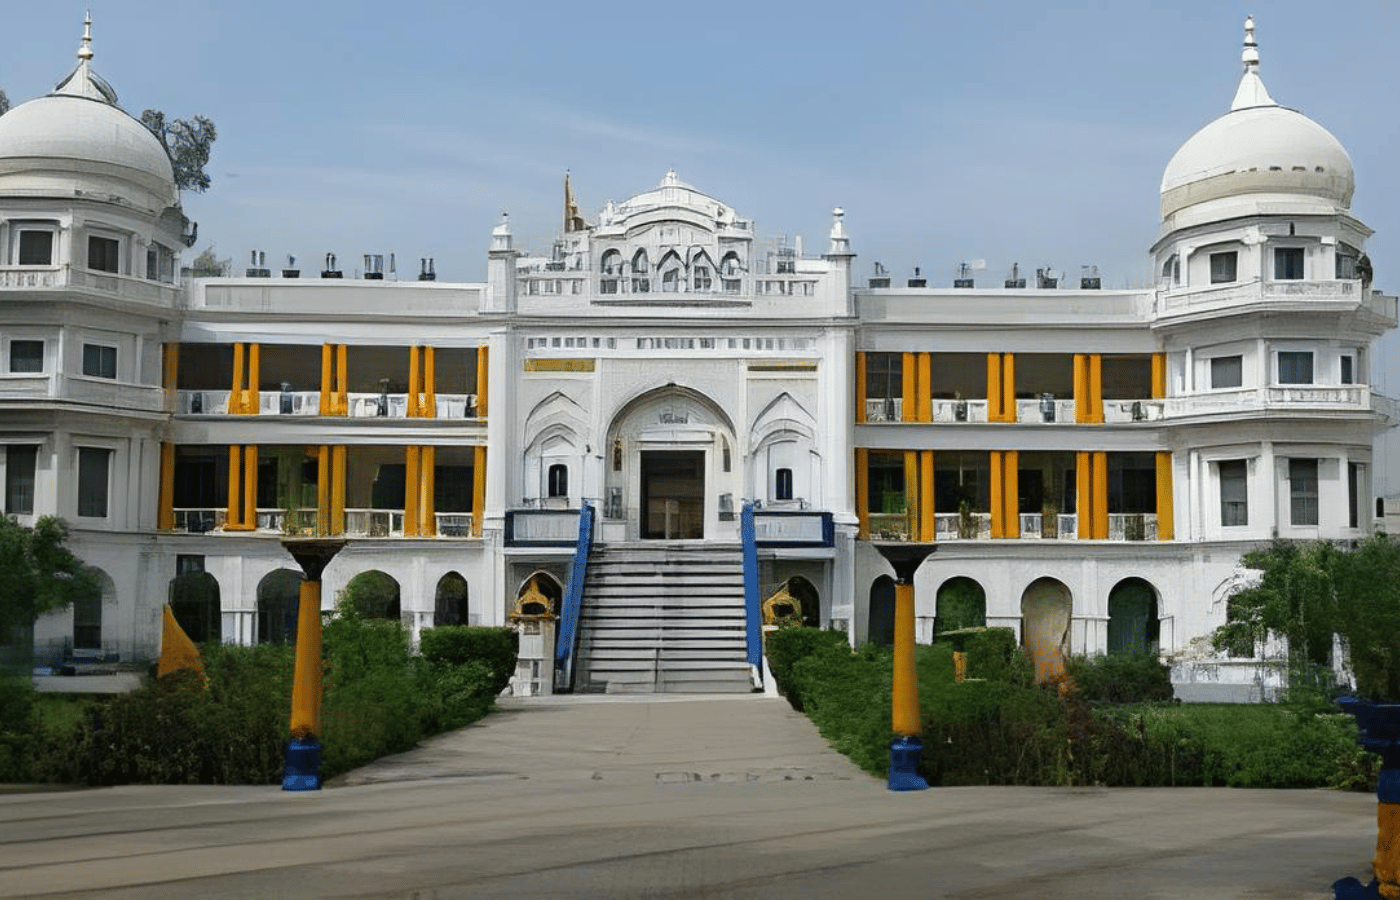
[0,673,36,781]
[1067,652,1174,704]
[764,626,851,711]
[419,626,518,697]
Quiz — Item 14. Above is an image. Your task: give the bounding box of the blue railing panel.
[555,501,594,664]
[741,501,762,667]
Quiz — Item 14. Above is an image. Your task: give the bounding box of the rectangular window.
[4,445,37,515]
[775,468,794,501]
[1349,462,1361,529]
[82,343,117,379]
[547,464,568,498]
[1274,247,1305,280]
[18,230,54,265]
[88,235,120,273]
[9,340,43,373]
[1278,351,1314,384]
[1341,355,1355,385]
[1289,458,1319,526]
[1219,459,1248,527]
[1210,355,1243,389]
[1210,251,1238,284]
[77,447,111,518]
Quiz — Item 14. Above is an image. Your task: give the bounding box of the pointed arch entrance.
[604,385,739,541]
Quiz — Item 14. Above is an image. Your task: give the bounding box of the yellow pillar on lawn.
[901,353,916,422]
[1374,803,1400,899]
[288,579,322,738]
[421,446,437,537]
[1152,352,1167,400]
[892,579,920,736]
[919,450,935,541]
[472,445,487,537]
[855,352,867,423]
[158,442,175,532]
[476,345,489,418]
[990,451,1004,538]
[855,448,870,540]
[1156,451,1175,541]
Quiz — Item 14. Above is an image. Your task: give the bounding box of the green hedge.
[19,617,520,786]
[419,626,519,697]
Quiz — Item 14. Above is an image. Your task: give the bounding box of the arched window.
[257,569,302,645]
[343,571,401,620]
[547,463,568,498]
[631,250,650,293]
[720,251,743,294]
[774,468,794,501]
[600,249,621,295]
[435,572,469,626]
[657,251,683,293]
[691,251,714,291]
[936,577,986,633]
[867,576,895,647]
[169,571,221,644]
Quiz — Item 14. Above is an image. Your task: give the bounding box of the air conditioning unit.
[953,278,974,288]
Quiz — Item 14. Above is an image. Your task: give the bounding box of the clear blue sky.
[5,3,1400,403]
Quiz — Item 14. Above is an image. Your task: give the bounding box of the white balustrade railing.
[434,512,473,537]
[172,508,226,533]
[344,508,405,537]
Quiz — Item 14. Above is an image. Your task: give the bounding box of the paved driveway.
[0,695,1379,899]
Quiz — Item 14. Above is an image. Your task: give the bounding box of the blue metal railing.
[554,502,595,688]
[741,501,762,668]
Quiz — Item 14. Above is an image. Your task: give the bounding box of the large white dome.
[1159,20,1354,221]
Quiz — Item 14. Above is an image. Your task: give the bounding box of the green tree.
[0,517,100,666]
[140,110,216,193]
[188,246,230,277]
[0,89,9,116]
[1211,541,1340,666]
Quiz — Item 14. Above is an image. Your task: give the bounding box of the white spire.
[827,207,852,256]
[1230,14,1276,111]
[53,10,118,104]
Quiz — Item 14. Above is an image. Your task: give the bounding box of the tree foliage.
[0,517,99,635]
[188,246,230,277]
[0,89,9,117]
[140,110,216,193]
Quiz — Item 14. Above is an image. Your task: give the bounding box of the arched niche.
[867,576,896,647]
[169,571,221,644]
[1107,578,1160,655]
[1020,577,1072,684]
[435,572,469,626]
[936,577,987,634]
[257,569,303,645]
[342,570,401,620]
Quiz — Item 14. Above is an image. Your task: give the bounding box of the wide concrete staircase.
[571,544,753,694]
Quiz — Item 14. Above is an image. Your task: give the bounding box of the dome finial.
[78,10,94,61]
[1241,15,1259,71]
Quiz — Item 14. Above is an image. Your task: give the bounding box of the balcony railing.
[178,390,480,418]
[172,508,227,533]
[1103,399,1165,423]
[1163,385,1369,417]
[344,508,405,537]
[867,511,1157,541]
[0,265,181,308]
[435,512,473,537]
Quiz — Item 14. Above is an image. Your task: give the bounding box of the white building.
[0,18,1392,695]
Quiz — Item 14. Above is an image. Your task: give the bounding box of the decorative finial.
[1242,15,1259,70]
[78,10,93,61]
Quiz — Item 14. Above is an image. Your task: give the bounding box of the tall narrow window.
[77,447,111,518]
[1289,458,1319,526]
[9,340,43,373]
[1341,355,1355,385]
[1278,351,1314,384]
[547,464,568,498]
[775,468,794,501]
[1209,251,1238,284]
[1219,460,1248,527]
[1274,247,1305,280]
[87,235,120,273]
[82,344,117,379]
[631,251,650,293]
[4,445,37,515]
[1349,462,1362,529]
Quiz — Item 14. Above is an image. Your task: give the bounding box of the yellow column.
[1002,353,1016,422]
[1073,354,1087,423]
[476,345,489,418]
[226,445,243,529]
[855,352,867,423]
[919,450,935,541]
[1375,803,1400,900]
[1152,352,1167,399]
[162,343,178,393]
[320,344,332,416]
[408,346,421,418]
[990,451,1004,538]
[244,445,258,528]
[335,344,348,416]
[404,446,420,536]
[289,580,323,738]
[891,581,921,737]
[855,448,870,540]
[421,446,437,537]
[472,446,487,537]
[1004,450,1020,539]
[423,346,436,417]
[916,353,932,422]
[317,446,330,535]
[1089,354,1104,423]
[900,353,916,422]
[330,446,346,535]
[1093,451,1109,539]
[903,450,918,538]
[987,353,1003,422]
[158,442,175,532]
[230,342,245,414]
[1076,451,1092,539]
[247,343,261,415]
[1156,451,1175,541]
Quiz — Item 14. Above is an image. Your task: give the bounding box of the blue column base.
[1333,877,1381,899]
[887,736,928,792]
[282,736,322,791]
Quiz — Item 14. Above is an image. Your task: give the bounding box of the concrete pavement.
[0,694,1381,899]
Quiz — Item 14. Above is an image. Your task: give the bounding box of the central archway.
[603,385,739,541]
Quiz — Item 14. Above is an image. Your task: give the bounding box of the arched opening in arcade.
[169,570,221,643]
[1020,577,1072,684]
[257,569,303,644]
[342,571,400,620]
[936,577,986,635]
[73,567,113,653]
[867,575,896,647]
[435,572,469,626]
[1107,578,1160,655]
